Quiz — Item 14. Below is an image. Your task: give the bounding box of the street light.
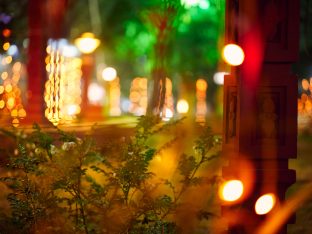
[75,32,100,119]
[74,32,100,54]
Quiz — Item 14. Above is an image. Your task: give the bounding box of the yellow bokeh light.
[177,99,189,114]
[6,56,12,64]
[0,86,4,94]
[222,43,245,66]
[255,193,276,215]
[18,108,27,118]
[196,78,208,91]
[1,72,8,80]
[11,109,18,117]
[12,118,19,127]
[46,45,51,54]
[0,100,5,109]
[7,97,15,109]
[5,84,13,93]
[219,180,244,202]
[3,42,10,51]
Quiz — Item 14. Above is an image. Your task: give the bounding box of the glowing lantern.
[222,44,245,66]
[74,32,100,54]
[177,99,189,114]
[255,193,276,215]
[102,67,117,81]
[219,180,244,202]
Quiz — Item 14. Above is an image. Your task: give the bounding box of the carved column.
[222,1,299,233]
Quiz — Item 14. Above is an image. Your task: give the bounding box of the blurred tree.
[1,0,226,114]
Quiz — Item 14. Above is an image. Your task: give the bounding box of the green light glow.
[181,0,200,9]
[181,0,210,9]
[199,0,210,9]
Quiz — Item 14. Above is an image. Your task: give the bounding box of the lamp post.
[74,32,100,119]
[101,67,120,116]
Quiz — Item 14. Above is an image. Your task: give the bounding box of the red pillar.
[26,0,46,123]
[26,0,68,124]
[222,1,299,233]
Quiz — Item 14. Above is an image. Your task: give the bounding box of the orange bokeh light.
[219,179,244,202]
[2,29,11,37]
[255,193,276,215]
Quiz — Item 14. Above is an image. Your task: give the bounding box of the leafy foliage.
[0,117,221,233]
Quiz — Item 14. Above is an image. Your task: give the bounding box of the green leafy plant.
[0,117,221,234]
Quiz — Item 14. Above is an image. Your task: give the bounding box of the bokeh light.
[196,78,208,123]
[3,42,10,51]
[213,72,229,85]
[102,67,117,81]
[255,193,276,215]
[74,32,100,54]
[222,43,245,66]
[2,29,11,37]
[219,180,244,202]
[177,99,189,114]
[88,82,105,105]
[129,77,148,115]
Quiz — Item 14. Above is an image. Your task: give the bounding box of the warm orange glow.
[18,108,27,118]
[7,97,15,109]
[2,29,11,37]
[11,109,18,117]
[5,84,12,93]
[74,32,100,54]
[196,78,208,91]
[13,62,22,72]
[222,44,245,66]
[177,99,189,114]
[129,77,148,115]
[219,180,244,202]
[12,118,19,127]
[5,56,12,64]
[0,100,5,109]
[1,72,8,80]
[255,193,276,215]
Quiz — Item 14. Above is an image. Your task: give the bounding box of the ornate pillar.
[222,1,299,233]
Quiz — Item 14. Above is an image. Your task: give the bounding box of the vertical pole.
[222,1,299,233]
[26,0,46,123]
